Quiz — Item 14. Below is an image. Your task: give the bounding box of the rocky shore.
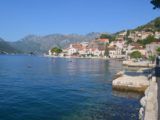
[112,70,158,120]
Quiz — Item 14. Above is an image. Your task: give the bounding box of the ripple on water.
[0,56,141,120]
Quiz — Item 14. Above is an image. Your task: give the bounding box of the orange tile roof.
[71,43,83,50]
[97,38,109,43]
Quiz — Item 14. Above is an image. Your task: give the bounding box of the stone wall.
[139,77,158,120]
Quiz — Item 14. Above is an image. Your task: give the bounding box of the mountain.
[8,17,160,54]
[133,17,160,32]
[11,32,101,54]
[0,38,20,54]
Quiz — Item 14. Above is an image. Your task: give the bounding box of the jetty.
[112,74,149,92]
[113,56,160,120]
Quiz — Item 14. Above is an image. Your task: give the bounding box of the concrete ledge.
[112,75,149,93]
[139,77,158,120]
[123,60,155,68]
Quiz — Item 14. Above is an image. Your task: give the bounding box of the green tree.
[104,47,109,56]
[100,34,115,43]
[51,47,62,55]
[151,0,160,9]
[156,47,160,55]
[126,38,133,44]
[130,51,142,59]
[148,55,156,63]
[100,34,110,39]
[137,35,155,46]
[126,30,130,37]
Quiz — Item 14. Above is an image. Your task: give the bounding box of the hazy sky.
[0,0,159,41]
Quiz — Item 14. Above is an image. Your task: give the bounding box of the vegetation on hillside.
[0,38,20,54]
[156,47,160,55]
[134,17,160,31]
[137,35,156,46]
[154,18,160,31]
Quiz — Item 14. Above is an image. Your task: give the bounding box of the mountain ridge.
[11,32,101,54]
[1,17,160,54]
[0,38,20,54]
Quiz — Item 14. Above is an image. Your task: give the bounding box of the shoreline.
[44,54,110,60]
[123,60,155,68]
[112,69,158,120]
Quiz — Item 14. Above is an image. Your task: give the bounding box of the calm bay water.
[0,55,141,120]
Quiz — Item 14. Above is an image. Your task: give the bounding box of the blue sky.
[0,0,159,41]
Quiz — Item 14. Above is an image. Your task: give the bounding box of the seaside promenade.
[158,77,160,120]
[154,56,160,120]
[156,66,160,120]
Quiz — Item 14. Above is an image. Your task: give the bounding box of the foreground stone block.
[112,75,149,92]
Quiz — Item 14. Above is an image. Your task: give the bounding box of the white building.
[126,43,146,57]
[89,48,105,57]
[155,32,160,39]
[48,50,52,56]
[146,41,160,57]
[108,46,124,58]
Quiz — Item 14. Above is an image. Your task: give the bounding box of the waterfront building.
[146,40,160,57]
[126,43,146,57]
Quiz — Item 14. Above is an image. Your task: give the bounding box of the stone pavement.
[155,66,160,120]
[157,77,160,120]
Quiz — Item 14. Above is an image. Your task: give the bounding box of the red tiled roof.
[130,42,141,46]
[91,48,97,51]
[97,38,109,43]
[108,45,116,50]
[131,46,144,50]
[71,43,83,50]
[130,43,143,48]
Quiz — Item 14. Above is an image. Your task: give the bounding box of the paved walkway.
[156,66,160,120]
[157,77,160,120]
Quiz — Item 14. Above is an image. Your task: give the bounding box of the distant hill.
[133,17,160,32]
[0,38,20,54]
[5,17,160,54]
[11,33,101,54]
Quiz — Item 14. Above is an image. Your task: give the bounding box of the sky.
[0,0,159,41]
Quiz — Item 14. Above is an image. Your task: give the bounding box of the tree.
[151,0,160,9]
[126,38,133,44]
[100,34,110,39]
[156,47,160,55]
[104,47,109,56]
[100,34,115,43]
[130,51,142,59]
[148,55,156,63]
[137,35,155,46]
[51,47,62,55]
